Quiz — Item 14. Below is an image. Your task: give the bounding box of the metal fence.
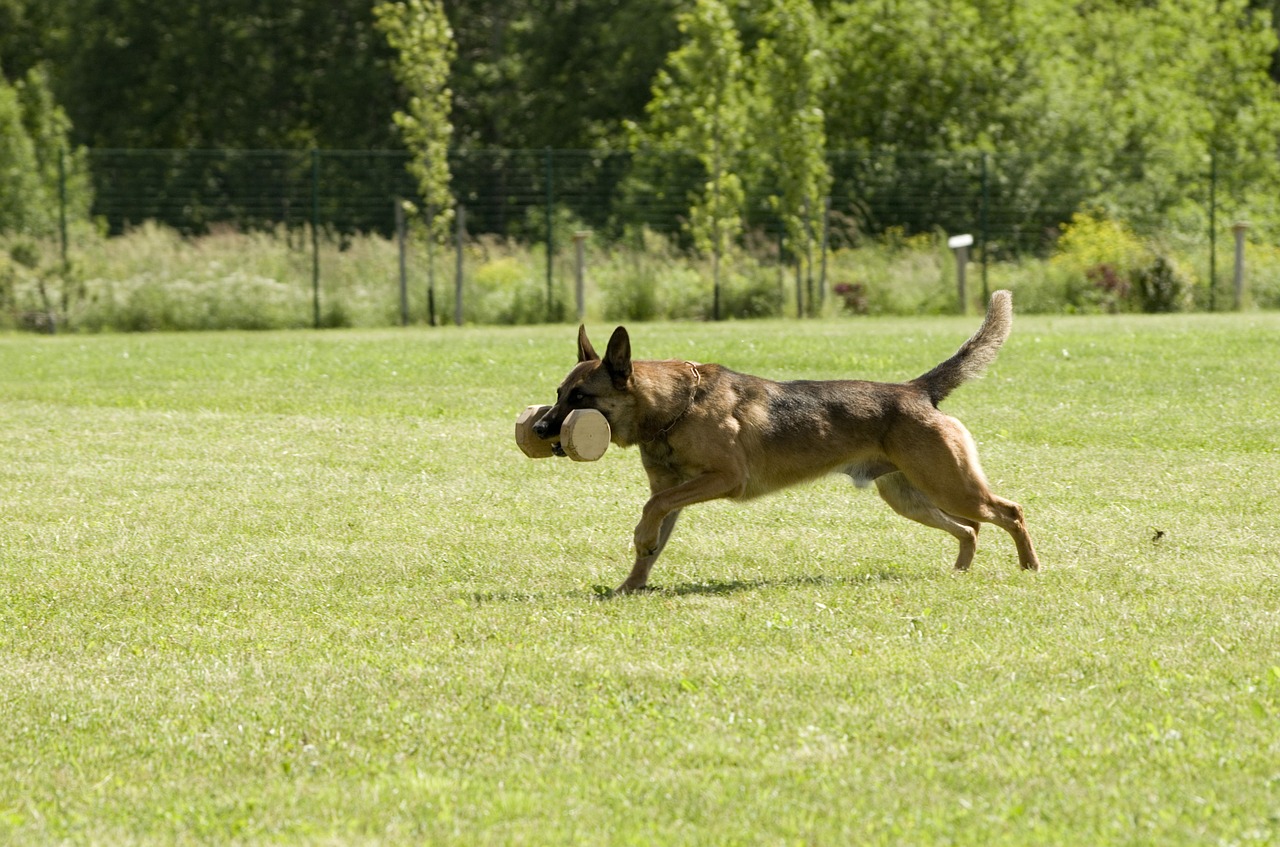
[84,147,1089,251]
[43,146,1252,327]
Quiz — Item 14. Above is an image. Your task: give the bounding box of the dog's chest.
[639,438,696,478]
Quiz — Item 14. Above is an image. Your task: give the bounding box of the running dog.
[532,290,1040,593]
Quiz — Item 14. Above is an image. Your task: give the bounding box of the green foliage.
[33,0,399,151]
[0,63,90,238]
[826,0,1280,239]
[501,0,683,149]
[634,0,750,317]
[1241,240,1280,309]
[374,0,455,240]
[596,230,783,321]
[1051,212,1194,313]
[751,0,831,316]
[827,0,1019,153]
[463,249,546,326]
[0,83,40,234]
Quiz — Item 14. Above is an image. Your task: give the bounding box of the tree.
[0,62,90,237]
[44,0,400,151]
[635,0,750,320]
[375,0,456,326]
[514,0,682,150]
[1012,0,1280,235]
[375,0,455,237]
[751,0,830,315]
[826,0,1020,154]
[0,68,43,235]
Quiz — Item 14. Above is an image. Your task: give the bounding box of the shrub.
[1049,211,1191,313]
[824,238,951,316]
[1247,242,1280,309]
[1132,252,1194,313]
[467,253,547,325]
[720,265,784,319]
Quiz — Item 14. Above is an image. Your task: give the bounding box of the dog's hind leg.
[977,496,1039,571]
[874,472,980,570]
[888,416,1040,571]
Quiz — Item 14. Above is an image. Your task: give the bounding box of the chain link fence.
[13,146,1260,329]
[84,148,1087,248]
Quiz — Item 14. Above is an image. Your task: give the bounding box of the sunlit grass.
[2,312,1279,844]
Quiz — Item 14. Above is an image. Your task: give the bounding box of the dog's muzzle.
[532,415,559,439]
[532,412,567,455]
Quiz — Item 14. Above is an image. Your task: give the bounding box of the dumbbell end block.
[561,409,610,461]
[514,405,556,458]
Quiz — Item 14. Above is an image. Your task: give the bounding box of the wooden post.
[454,205,465,327]
[948,234,973,314]
[573,231,590,321]
[1232,221,1248,310]
[818,195,830,313]
[396,200,408,326]
[426,205,437,327]
[311,149,321,329]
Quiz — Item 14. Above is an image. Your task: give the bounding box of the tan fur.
[532,290,1040,593]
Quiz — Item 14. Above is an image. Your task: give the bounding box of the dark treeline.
[3,0,1280,245]
[1,0,1276,154]
[0,0,684,152]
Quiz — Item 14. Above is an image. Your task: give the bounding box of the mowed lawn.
[1,310,1278,845]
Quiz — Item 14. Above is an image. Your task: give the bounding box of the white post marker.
[948,233,973,314]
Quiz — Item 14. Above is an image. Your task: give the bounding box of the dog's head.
[533,325,634,451]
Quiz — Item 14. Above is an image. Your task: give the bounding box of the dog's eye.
[570,390,586,404]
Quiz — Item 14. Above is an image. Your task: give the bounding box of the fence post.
[311,149,321,329]
[58,147,68,270]
[427,204,437,327]
[396,199,408,326]
[545,147,555,321]
[1208,149,1217,311]
[818,195,830,313]
[948,234,973,314]
[1232,221,1248,310]
[454,205,466,326]
[573,231,589,321]
[803,195,814,317]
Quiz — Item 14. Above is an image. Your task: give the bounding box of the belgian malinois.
[533,290,1040,593]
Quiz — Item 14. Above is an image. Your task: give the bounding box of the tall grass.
[2,219,1279,332]
[2,313,1279,844]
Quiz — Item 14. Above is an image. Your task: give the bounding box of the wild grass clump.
[1,213,1271,332]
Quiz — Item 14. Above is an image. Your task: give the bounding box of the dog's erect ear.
[577,324,599,362]
[604,326,632,389]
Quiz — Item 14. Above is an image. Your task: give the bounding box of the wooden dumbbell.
[514,405,610,461]
[515,405,556,458]
[560,409,610,461]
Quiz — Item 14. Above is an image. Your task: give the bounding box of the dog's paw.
[612,581,654,597]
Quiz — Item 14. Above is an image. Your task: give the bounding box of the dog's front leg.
[616,509,681,593]
[616,472,742,594]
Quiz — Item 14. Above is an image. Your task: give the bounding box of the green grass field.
[2,311,1279,845]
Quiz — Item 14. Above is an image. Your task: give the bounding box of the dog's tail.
[911,290,1013,407]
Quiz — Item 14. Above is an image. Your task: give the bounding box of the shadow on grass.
[593,569,915,599]
[465,568,915,604]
